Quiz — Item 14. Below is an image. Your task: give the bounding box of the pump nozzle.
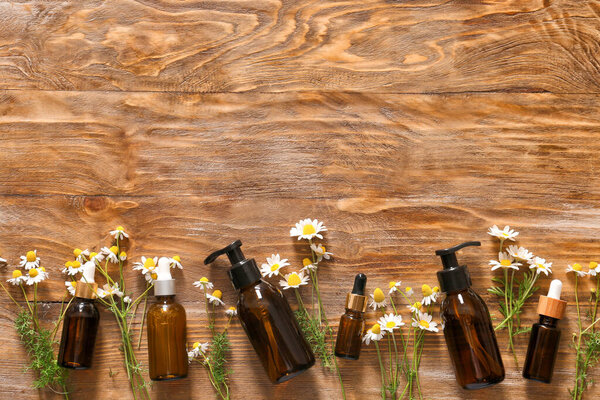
[435,241,481,293]
[204,240,261,290]
[81,261,96,284]
[156,257,173,281]
[76,261,98,299]
[435,241,481,270]
[154,257,176,296]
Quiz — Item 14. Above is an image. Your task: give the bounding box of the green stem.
[375,341,387,400]
[0,280,23,310]
[136,295,149,349]
[592,276,600,333]
[573,275,582,400]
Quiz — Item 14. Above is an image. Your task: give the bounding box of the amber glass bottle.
[335,273,367,360]
[58,285,100,369]
[147,257,188,381]
[205,240,315,383]
[523,279,567,383]
[436,242,504,390]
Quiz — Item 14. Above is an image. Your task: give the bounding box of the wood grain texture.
[1,0,600,93]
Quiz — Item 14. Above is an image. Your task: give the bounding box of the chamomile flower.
[226,306,237,317]
[407,301,422,314]
[404,287,414,296]
[412,311,439,332]
[193,277,214,290]
[488,225,519,241]
[489,252,521,272]
[65,281,77,296]
[123,296,132,304]
[133,256,158,275]
[369,288,387,310]
[7,270,26,285]
[528,257,552,276]
[310,243,333,262]
[188,341,210,360]
[119,251,127,261]
[388,280,402,294]
[62,260,83,275]
[260,254,290,278]
[97,283,124,298]
[279,271,309,290]
[421,284,439,306]
[170,255,182,269]
[566,263,587,277]
[73,248,90,262]
[506,245,534,262]
[363,323,385,345]
[206,290,225,306]
[588,262,600,277]
[301,257,317,272]
[89,251,104,263]
[290,218,327,240]
[26,267,48,285]
[145,272,158,284]
[110,226,129,240]
[20,250,40,270]
[378,313,405,332]
[101,246,119,263]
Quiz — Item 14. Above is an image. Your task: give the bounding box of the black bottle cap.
[204,240,261,290]
[351,273,367,295]
[435,241,481,293]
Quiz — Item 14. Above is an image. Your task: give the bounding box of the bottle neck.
[155,295,175,304]
[539,315,558,327]
[344,309,364,318]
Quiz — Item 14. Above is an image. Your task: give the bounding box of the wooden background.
[1,0,600,399]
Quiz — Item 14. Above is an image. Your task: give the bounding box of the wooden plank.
[2,90,600,201]
[0,0,599,93]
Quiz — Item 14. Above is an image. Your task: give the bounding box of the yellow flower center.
[413,302,422,310]
[73,248,82,257]
[500,259,512,267]
[419,320,430,328]
[422,284,432,297]
[65,261,73,268]
[386,321,396,329]
[193,342,201,349]
[72,261,81,269]
[270,263,280,272]
[287,273,301,287]
[144,258,156,270]
[90,252,98,258]
[120,251,127,258]
[319,245,326,253]
[373,288,385,303]
[173,255,181,262]
[116,226,124,231]
[302,258,312,267]
[29,268,39,278]
[573,263,582,271]
[109,246,118,254]
[70,281,77,287]
[200,277,209,283]
[433,286,440,293]
[12,270,22,278]
[405,287,412,293]
[228,306,236,312]
[537,263,545,269]
[26,251,36,262]
[212,290,222,299]
[371,324,381,335]
[502,232,509,237]
[389,281,397,289]
[302,224,316,236]
[40,267,46,272]
[151,273,157,280]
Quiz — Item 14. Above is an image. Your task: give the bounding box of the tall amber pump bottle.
[523,279,567,383]
[58,261,100,369]
[204,240,315,383]
[147,257,188,381]
[436,241,505,390]
[335,273,367,360]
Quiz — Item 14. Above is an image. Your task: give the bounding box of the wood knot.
[83,196,111,213]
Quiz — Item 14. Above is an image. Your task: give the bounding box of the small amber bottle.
[147,257,188,381]
[436,242,505,390]
[58,261,100,369]
[335,273,367,360]
[523,279,567,383]
[204,240,315,383]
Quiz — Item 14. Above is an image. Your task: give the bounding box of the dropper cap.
[154,257,175,296]
[204,240,261,290]
[75,261,98,299]
[435,241,481,293]
[537,279,567,319]
[345,273,367,312]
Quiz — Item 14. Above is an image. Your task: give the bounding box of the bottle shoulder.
[441,288,490,316]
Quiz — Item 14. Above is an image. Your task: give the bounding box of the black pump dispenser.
[436,241,481,293]
[351,273,367,295]
[204,240,261,290]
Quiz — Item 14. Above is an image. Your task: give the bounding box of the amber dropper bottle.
[523,279,567,383]
[147,257,188,381]
[436,241,505,390]
[58,261,100,369]
[204,240,315,383]
[335,273,367,360]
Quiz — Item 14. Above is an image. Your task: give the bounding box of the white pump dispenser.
[81,261,96,283]
[76,261,98,299]
[154,257,175,296]
[547,279,562,300]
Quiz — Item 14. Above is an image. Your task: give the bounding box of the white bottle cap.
[80,261,96,283]
[154,257,175,296]
[547,279,562,300]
